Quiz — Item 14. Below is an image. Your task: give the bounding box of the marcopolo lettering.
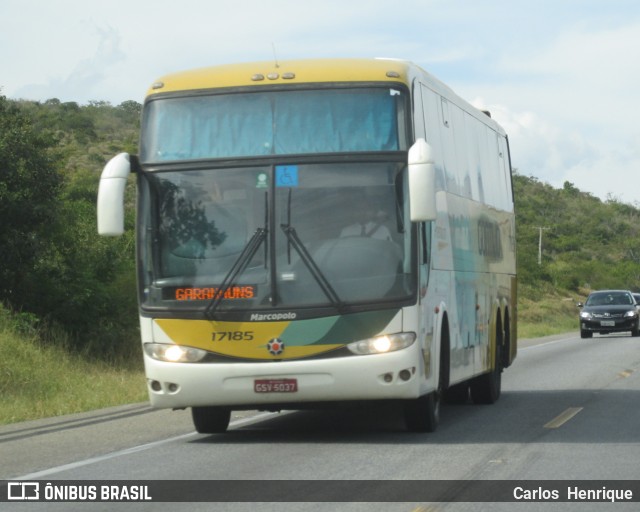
[250,312,297,321]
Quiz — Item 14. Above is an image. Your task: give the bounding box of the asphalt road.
[2,332,640,511]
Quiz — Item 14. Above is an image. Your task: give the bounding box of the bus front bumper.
[143,345,425,410]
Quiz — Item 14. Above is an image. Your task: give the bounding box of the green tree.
[0,94,63,305]
[24,180,138,356]
[1,96,138,358]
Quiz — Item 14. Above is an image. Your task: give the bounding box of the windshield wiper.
[280,189,344,312]
[204,192,268,320]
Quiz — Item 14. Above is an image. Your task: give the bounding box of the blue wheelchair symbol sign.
[275,165,299,187]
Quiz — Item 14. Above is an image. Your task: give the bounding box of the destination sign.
[163,286,255,301]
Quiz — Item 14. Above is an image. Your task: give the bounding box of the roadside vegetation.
[0,306,146,424]
[1,94,639,424]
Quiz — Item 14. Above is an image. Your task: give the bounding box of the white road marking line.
[519,338,573,351]
[14,411,284,480]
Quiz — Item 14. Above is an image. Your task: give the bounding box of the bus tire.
[502,309,512,368]
[403,391,440,432]
[470,342,502,404]
[191,406,231,434]
[404,317,448,432]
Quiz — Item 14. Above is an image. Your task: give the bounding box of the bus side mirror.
[408,138,437,222]
[97,153,132,236]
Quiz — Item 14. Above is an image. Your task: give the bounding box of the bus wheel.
[470,343,502,404]
[403,391,440,432]
[191,406,231,434]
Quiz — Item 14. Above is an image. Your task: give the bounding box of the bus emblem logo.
[267,338,285,356]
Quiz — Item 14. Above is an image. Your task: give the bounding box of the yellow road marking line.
[544,407,583,429]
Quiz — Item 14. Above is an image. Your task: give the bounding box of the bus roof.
[145,57,503,134]
[146,58,413,97]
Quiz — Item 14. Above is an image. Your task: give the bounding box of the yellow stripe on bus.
[154,319,342,360]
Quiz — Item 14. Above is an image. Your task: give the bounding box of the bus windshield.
[140,87,407,162]
[139,161,416,315]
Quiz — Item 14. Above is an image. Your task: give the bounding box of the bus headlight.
[347,332,416,355]
[144,343,207,363]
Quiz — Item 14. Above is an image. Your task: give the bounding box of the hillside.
[513,173,640,296]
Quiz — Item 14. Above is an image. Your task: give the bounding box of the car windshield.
[586,292,633,306]
[137,161,416,315]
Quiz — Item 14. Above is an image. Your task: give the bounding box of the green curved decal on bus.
[154,309,400,360]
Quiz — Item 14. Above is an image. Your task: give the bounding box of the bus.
[97,58,516,433]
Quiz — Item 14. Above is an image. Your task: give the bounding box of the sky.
[2,0,640,204]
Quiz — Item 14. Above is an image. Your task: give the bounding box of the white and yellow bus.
[98,58,516,433]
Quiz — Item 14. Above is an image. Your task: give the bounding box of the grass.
[517,284,581,338]
[0,312,147,425]
[0,287,582,425]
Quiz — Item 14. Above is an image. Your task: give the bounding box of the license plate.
[600,320,615,327]
[254,378,298,393]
